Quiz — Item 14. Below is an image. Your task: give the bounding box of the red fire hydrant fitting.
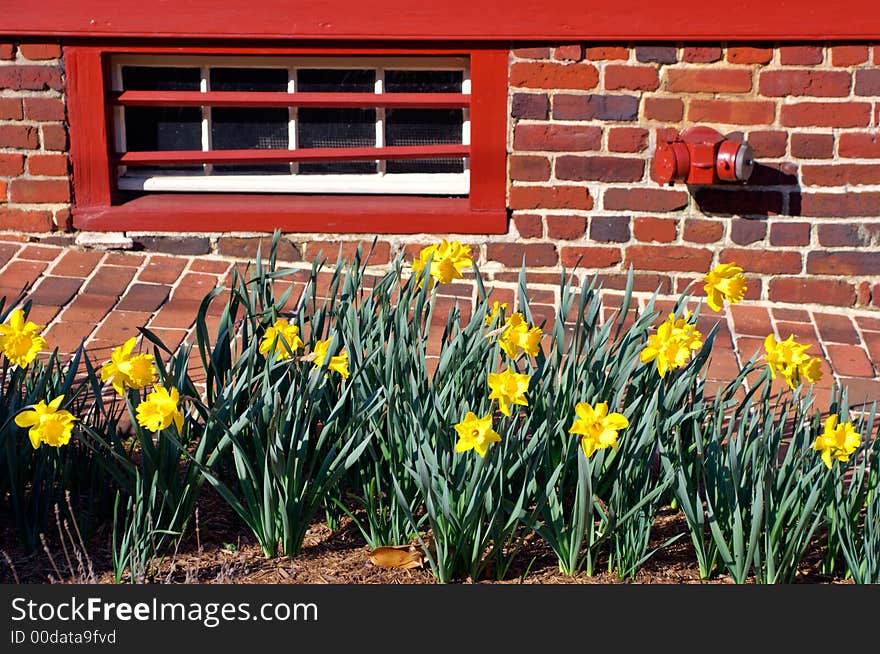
[652,126,755,185]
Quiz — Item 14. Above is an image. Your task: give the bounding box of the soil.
[0,488,845,585]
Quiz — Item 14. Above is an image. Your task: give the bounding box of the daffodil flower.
[100,337,157,396]
[411,240,473,287]
[703,263,747,312]
[640,313,703,377]
[764,334,822,389]
[0,308,48,368]
[14,395,77,449]
[312,339,350,379]
[259,318,304,360]
[136,386,185,433]
[454,411,502,457]
[487,366,530,416]
[568,401,629,458]
[497,313,543,359]
[812,414,861,469]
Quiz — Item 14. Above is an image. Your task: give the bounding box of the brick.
[825,344,875,378]
[0,97,22,120]
[509,185,593,210]
[769,278,855,306]
[802,164,880,186]
[513,214,543,238]
[166,273,220,302]
[117,283,171,312]
[546,215,586,240]
[584,46,629,61]
[801,192,880,217]
[633,217,676,243]
[683,219,724,243]
[729,305,773,337]
[0,124,39,149]
[727,46,773,65]
[137,256,188,284]
[509,155,551,181]
[791,133,834,159]
[858,282,872,307]
[607,127,648,152]
[817,223,876,247]
[18,43,61,60]
[814,313,860,345]
[216,237,301,262]
[759,70,851,97]
[589,216,630,242]
[769,222,811,246]
[604,65,659,91]
[625,245,712,273]
[512,47,551,59]
[747,131,787,158]
[779,45,824,65]
[18,245,59,262]
[0,207,53,232]
[52,250,104,277]
[604,187,688,212]
[8,179,70,204]
[554,45,583,61]
[40,124,67,151]
[0,153,25,176]
[83,266,136,297]
[306,240,391,266]
[682,47,723,63]
[513,124,601,151]
[560,246,622,268]
[839,133,880,158]
[29,276,82,306]
[636,47,677,64]
[644,97,684,121]
[0,44,13,60]
[0,65,63,91]
[91,311,153,346]
[694,189,783,216]
[807,251,880,276]
[721,248,802,274]
[22,97,65,121]
[556,155,644,182]
[148,298,201,330]
[509,61,599,90]
[58,293,117,324]
[103,252,145,267]
[487,243,558,267]
[44,321,93,355]
[24,153,67,177]
[511,93,550,120]
[747,162,798,186]
[552,94,639,121]
[187,259,230,275]
[687,99,775,125]
[667,68,752,93]
[831,45,869,66]
[780,102,871,128]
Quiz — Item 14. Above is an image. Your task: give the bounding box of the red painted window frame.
[66,45,508,234]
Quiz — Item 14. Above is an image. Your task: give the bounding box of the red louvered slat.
[112,90,470,109]
[117,144,470,166]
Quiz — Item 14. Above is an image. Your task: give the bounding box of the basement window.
[65,47,507,234]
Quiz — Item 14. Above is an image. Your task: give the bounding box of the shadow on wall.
[689,163,802,219]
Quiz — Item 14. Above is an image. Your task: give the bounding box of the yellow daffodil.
[135,386,184,433]
[568,401,629,459]
[411,240,473,287]
[487,366,530,417]
[485,301,508,327]
[100,337,157,396]
[640,313,703,377]
[14,395,77,449]
[764,334,822,390]
[0,309,48,368]
[498,313,543,359]
[454,411,502,457]
[812,414,861,469]
[312,339,350,379]
[703,263,747,312]
[259,318,304,360]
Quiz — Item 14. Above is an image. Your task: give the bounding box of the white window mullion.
[375,69,386,176]
[288,67,298,175]
[200,65,213,176]
[112,64,128,177]
[462,69,471,175]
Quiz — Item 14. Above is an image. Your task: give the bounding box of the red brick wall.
[0,42,70,233]
[1,41,879,311]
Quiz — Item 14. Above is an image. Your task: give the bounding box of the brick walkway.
[1,235,878,408]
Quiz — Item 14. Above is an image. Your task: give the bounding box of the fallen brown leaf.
[369,545,425,569]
